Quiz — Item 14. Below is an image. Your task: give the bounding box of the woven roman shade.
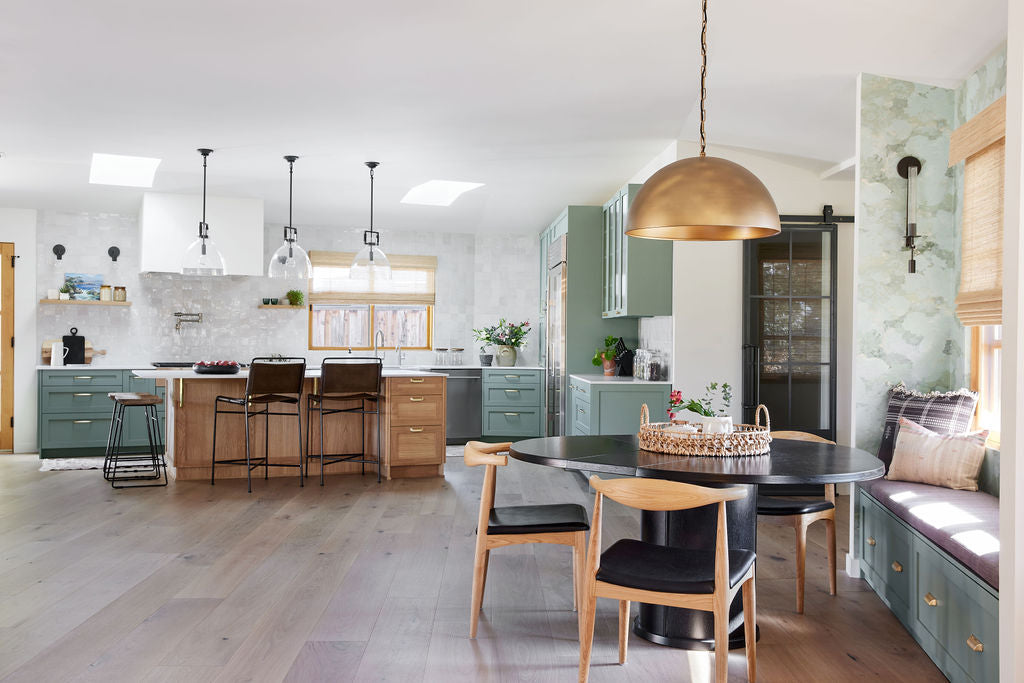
[308,251,437,305]
[949,97,1006,327]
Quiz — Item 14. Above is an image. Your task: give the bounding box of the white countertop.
[133,368,446,380]
[412,365,544,371]
[38,364,151,371]
[569,373,671,385]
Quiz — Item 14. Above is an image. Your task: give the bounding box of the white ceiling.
[0,0,1007,235]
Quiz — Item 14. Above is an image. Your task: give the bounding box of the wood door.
[0,243,13,451]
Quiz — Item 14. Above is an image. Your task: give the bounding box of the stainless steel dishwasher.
[432,368,482,444]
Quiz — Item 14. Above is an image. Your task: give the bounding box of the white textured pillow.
[886,417,988,491]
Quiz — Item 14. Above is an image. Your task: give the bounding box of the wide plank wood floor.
[0,454,944,682]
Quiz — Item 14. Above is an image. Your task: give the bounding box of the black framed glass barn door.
[742,223,837,440]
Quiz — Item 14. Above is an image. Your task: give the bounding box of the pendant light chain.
[699,0,708,158]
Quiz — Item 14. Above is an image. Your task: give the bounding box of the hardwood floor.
[0,454,944,682]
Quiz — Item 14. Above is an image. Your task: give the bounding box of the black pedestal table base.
[635,484,758,650]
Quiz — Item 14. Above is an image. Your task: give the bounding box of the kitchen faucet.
[373,330,385,360]
[396,342,404,367]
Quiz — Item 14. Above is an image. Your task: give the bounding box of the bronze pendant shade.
[625,156,781,241]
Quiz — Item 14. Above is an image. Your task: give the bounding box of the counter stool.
[305,357,383,485]
[211,357,306,493]
[103,392,167,489]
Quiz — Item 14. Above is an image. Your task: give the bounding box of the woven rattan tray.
[637,404,772,457]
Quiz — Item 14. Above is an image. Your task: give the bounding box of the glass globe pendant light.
[181,148,228,275]
[350,161,392,280]
[625,0,780,241]
[268,155,312,279]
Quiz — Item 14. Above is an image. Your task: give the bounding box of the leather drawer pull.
[891,561,903,573]
[73,393,93,397]
[409,378,425,383]
[72,419,93,424]
[923,593,937,606]
[866,536,876,546]
[409,397,425,402]
[408,427,424,433]
[967,635,984,653]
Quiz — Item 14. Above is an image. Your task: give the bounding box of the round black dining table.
[509,434,884,651]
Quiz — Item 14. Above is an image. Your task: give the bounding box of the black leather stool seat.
[487,503,590,535]
[217,393,299,405]
[596,539,755,594]
[756,496,835,516]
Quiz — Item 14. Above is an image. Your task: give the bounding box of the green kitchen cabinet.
[568,375,671,436]
[38,369,165,458]
[482,368,544,438]
[602,184,673,318]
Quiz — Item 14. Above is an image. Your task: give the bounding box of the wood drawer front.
[572,398,592,434]
[40,413,113,450]
[389,425,444,466]
[390,394,444,426]
[41,369,124,387]
[483,369,541,388]
[484,408,542,437]
[483,385,541,408]
[40,387,121,414]
[389,376,444,396]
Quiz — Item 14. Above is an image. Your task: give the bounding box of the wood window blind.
[949,96,1006,327]
[308,251,437,305]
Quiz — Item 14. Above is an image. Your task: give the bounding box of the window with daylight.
[970,325,1001,448]
[307,251,436,350]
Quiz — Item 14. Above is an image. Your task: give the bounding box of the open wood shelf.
[258,304,304,309]
[39,299,131,307]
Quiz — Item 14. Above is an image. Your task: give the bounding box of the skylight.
[89,153,161,188]
[400,180,484,206]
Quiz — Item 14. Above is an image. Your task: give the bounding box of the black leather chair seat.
[487,503,590,535]
[217,394,299,405]
[596,539,755,594]
[756,495,835,516]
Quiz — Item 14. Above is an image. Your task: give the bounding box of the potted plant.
[668,382,734,434]
[591,336,618,376]
[285,289,304,307]
[477,345,494,367]
[58,284,71,301]
[473,319,530,367]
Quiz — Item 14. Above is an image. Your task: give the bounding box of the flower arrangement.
[668,381,732,420]
[473,318,531,350]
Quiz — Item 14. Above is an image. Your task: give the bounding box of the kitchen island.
[133,367,447,482]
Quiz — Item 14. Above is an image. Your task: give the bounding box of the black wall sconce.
[898,156,922,274]
[52,244,66,261]
[108,246,120,262]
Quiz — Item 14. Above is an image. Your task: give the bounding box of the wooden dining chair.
[757,431,837,614]
[465,441,589,639]
[578,476,756,683]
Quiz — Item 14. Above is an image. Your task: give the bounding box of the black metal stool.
[103,392,167,488]
[211,357,306,493]
[305,357,383,485]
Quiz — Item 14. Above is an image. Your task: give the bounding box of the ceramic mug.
[50,342,69,367]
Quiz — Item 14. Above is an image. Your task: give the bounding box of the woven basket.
[637,404,772,457]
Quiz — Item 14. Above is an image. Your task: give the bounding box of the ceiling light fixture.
[350,161,392,280]
[625,0,780,241]
[268,155,312,279]
[88,153,161,188]
[181,148,227,276]
[401,180,484,206]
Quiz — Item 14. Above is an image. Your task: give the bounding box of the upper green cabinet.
[602,184,673,318]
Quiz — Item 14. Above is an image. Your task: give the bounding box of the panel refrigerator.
[545,235,568,436]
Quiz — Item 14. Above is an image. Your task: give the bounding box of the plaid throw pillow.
[877,383,977,470]
[886,417,988,490]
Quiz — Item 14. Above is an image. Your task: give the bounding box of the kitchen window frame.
[307,302,434,351]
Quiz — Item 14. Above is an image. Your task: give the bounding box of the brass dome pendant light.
[626,0,780,241]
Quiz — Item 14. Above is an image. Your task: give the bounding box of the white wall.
[0,208,38,453]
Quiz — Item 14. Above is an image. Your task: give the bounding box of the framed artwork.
[64,273,104,301]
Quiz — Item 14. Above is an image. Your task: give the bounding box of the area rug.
[39,457,106,472]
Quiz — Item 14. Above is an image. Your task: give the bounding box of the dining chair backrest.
[246,357,306,398]
[320,357,382,396]
[464,441,512,534]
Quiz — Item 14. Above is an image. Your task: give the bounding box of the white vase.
[699,415,734,434]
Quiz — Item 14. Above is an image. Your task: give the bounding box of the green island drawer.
[41,369,125,387]
[40,386,123,414]
[572,398,592,434]
[483,369,541,388]
[39,413,114,450]
[483,385,542,407]
[483,408,542,437]
[569,378,592,402]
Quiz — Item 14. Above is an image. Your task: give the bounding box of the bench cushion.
[860,479,999,590]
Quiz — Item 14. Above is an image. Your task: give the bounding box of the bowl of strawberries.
[193,360,241,375]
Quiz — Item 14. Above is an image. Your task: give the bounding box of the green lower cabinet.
[568,376,671,435]
[858,489,998,682]
[482,369,544,438]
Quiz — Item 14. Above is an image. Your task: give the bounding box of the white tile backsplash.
[36,211,540,367]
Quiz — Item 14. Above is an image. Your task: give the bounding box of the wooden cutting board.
[41,339,107,364]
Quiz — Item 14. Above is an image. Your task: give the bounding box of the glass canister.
[450,347,464,365]
[435,348,449,365]
[113,286,127,302]
[99,285,112,302]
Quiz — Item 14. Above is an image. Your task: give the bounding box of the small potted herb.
[285,289,304,307]
[591,336,618,376]
[668,382,734,433]
[58,284,71,301]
